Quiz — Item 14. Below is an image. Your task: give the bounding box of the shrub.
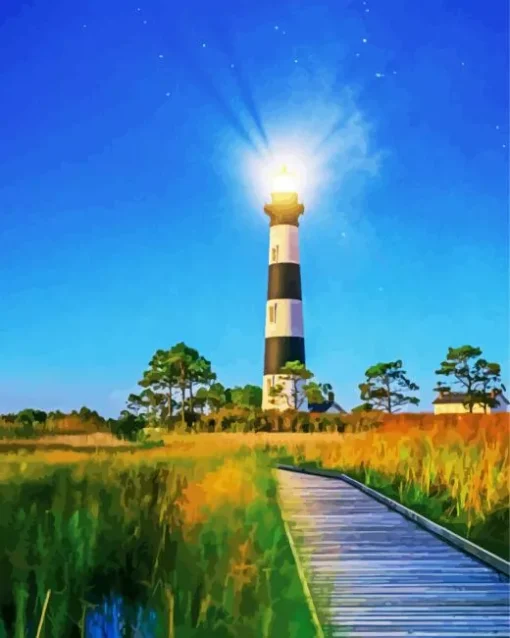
[190,407,354,434]
[110,412,146,441]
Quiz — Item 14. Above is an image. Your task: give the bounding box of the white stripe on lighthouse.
[262,374,306,411]
[268,224,300,264]
[265,299,304,338]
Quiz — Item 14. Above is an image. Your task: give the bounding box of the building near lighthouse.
[308,391,347,415]
[262,166,307,411]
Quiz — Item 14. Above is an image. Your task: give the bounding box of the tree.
[187,354,216,414]
[205,382,227,412]
[47,410,65,420]
[78,406,105,424]
[139,349,180,421]
[112,410,146,441]
[138,342,215,428]
[228,384,263,408]
[435,345,505,413]
[268,360,312,410]
[303,381,332,405]
[127,389,166,422]
[16,409,47,427]
[166,343,213,426]
[194,387,209,415]
[359,360,420,413]
[193,382,227,414]
[268,361,331,410]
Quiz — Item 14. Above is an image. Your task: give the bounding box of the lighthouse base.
[262,374,308,412]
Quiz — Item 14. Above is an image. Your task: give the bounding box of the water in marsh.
[85,597,158,638]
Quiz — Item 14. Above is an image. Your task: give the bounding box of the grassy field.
[0,446,317,638]
[152,413,510,559]
[1,414,508,636]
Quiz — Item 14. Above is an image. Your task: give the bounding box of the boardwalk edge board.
[281,517,325,638]
[277,464,510,577]
[275,477,325,638]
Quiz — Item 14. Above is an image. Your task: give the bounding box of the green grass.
[0,449,317,637]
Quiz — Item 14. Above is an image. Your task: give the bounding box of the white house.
[432,390,509,415]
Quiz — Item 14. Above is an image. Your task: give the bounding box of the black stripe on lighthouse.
[264,336,305,375]
[263,255,306,375]
[267,263,302,300]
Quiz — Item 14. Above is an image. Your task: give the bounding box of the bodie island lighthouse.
[262,166,306,411]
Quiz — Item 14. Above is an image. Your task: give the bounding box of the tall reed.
[0,449,316,637]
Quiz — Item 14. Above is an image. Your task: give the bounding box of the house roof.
[309,401,347,414]
[433,392,510,405]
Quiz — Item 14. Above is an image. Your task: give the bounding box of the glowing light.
[243,121,356,213]
[251,152,309,202]
[272,165,298,193]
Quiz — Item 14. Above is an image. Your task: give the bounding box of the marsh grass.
[153,415,509,560]
[2,414,507,635]
[0,448,316,637]
[251,416,509,560]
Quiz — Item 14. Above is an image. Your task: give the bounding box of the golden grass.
[2,413,508,540]
[146,414,510,530]
[3,411,508,531]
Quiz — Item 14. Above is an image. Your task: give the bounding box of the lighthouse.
[262,166,306,411]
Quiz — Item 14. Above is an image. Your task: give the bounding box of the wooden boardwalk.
[277,468,510,638]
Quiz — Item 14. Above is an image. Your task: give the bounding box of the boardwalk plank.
[277,469,510,638]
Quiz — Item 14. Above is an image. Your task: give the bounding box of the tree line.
[1,343,504,440]
[127,341,505,422]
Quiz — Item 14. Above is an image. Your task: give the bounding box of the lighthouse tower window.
[268,303,278,323]
[271,245,279,263]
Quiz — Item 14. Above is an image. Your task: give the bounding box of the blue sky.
[0,0,508,416]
